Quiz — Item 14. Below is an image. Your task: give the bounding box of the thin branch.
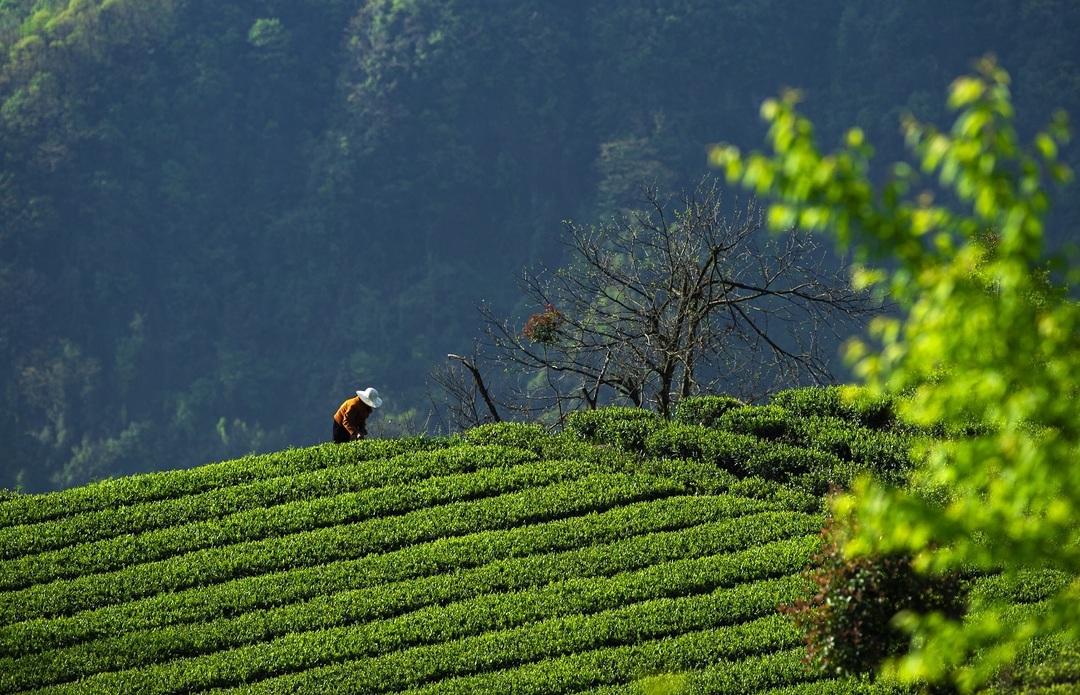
[446,353,501,423]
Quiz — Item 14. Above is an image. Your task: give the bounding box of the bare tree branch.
[439,176,883,425]
[446,353,501,423]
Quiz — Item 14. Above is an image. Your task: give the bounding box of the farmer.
[333,387,383,442]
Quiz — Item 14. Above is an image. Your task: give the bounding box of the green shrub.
[709,430,763,475]
[644,423,717,462]
[462,422,549,452]
[744,442,839,481]
[1,458,611,592]
[845,429,913,479]
[788,467,863,499]
[0,472,683,624]
[634,458,742,495]
[717,405,790,441]
[642,424,763,478]
[770,386,849,419]
[458,425,614,466]
[3,496,805,659]
[725,477,822,512]
[968,569,1072,605]
[674,395,746,427]
[0,445,524,561]
[781,515,967,679]
[989,638,1080,693]
[770,386,896,430]
[534,432,637,468]
[563,407,661,453]
[787,417,915,484]
[786,416,858,459]
[0,438,453,528]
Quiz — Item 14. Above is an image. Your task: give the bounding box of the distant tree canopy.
[1,1,1079,491]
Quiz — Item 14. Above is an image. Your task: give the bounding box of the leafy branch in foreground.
[713,55,1078,691]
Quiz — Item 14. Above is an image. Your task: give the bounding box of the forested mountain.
[2,0,1078,492]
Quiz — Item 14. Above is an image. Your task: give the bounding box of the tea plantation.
[0,387,1066,694]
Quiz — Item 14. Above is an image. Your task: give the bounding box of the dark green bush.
[564,406,657,438]
[786,417,915,484]
[644,423,717,462]
[786,416,858,460]
[643,423,760,474]
[639,423,768,477]
[845,429,913,479]
[725,477,821,511]
[968,569,1071,605]
[563,407,661,453]
[788,467,863,499]
[463,422,549,452]
[770,386,847,418]
[989,638,1080,693]
[743,442,838,480]
[781,514,967,680]
[709,431,762,473]
[634,458,742,495]
[771,386,896,430]
[0,438,458,529]
[717,405,790,441]
[674,395,746,427]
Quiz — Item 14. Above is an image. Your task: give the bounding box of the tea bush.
[743,442,856,495]
[643,422,774,479]
[717,405,791,441]
[987,640,1080,693]
[0,437,451,528]
[3,498,814,660]
[0,459,602,590]
[967,569,1071,605]
[674,395,747,427]
[564,407,662,452]
[0,473,683,623]
[644,422,718,462]
[771,386,896,431]
[786,418,915,484]
[0,444,538,560]
[843,429,914,479]
[462,422,549,452]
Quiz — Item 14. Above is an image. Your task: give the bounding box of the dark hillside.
[1,1,1078,492]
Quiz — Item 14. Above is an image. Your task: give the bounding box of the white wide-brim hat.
[357,387,383,408]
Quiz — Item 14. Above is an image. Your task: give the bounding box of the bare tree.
[428,349,516,431]
[475,177,879,420]
[444,353,502,423]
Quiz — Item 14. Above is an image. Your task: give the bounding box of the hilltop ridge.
[0,387,1065,693]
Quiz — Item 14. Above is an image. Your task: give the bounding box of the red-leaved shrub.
[781,508,967,680]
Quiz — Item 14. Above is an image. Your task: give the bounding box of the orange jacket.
[334,396,372,439]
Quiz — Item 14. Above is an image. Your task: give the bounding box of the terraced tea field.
[0,388,999,693]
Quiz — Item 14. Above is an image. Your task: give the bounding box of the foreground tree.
[470,178,876,424]
[713,56,1078,690]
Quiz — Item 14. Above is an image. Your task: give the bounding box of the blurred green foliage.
[716,57,1079,691]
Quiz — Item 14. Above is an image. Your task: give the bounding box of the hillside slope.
[0,387,1062,694]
